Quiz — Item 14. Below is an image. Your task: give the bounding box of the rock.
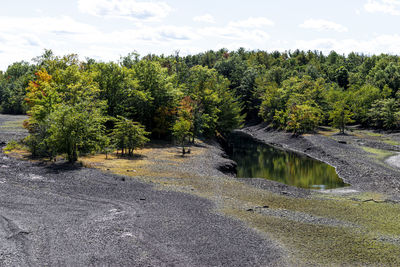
[217,161,237,175]
[338,141,347,144]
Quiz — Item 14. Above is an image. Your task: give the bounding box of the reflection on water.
[228,133,348,190]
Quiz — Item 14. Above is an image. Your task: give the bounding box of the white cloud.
[364,0,400,15]
[0,16,103,69]
[198,26,269,42]
[196,17,272,44]
[77,0,171,21]
[228,17,274,28]
[0,16,97,36]
[299,19,348,32]
[0,13,276,70]
[0,14,202,69]
[103,26,199,44]
[295,34,400,55]
[193,14,215,24]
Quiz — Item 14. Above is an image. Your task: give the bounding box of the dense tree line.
[1,48,400,161]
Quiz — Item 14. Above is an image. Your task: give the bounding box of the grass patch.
[318,127,339,137]
[361,146,396,161]
[363,131,383,137]
[4,140,25,152]
[225,208,400,266]
[15,140,398,265]
[3,141,31,159]
[383,139,400,146]
[80,145,201,181]
[0,119,26,132]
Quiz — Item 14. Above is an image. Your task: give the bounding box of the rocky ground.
[241,124,400,200]
[0,114,28,144]
[0,115,285,266]
[2,114,400,266]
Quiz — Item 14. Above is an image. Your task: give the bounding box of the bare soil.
[2,115,400,266]
[0,115,285,266]
[241,124,400,200]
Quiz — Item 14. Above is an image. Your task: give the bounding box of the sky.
[1,0,400,70]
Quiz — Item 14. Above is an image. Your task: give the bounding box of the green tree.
[0,61,34,114]
[369,98,400,129]
[285,103,323,134]
[47,103,107,162]
[258,81,282,125]
[237,67,263,121]
[186,66,221,137]
[93,62,131,117]
[259,76,326,132]
[129,60,180,133]
[348,84,381,125]
[172,117,192,156]
[329,101,354,134]
[335,66,349,89]
[112,116,150,156]
[214,54,247,90]
[216,84,244,136]
[24,58,107,161]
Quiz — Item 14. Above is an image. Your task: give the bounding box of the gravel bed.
[0,115,286,266]
[241,124,400,200]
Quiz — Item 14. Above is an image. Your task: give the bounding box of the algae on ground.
[0,118,26,132]
[79,142,400,266]
[361,146,396,161]
[8,138,400,266]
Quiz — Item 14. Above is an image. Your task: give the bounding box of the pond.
[227,132,348,190]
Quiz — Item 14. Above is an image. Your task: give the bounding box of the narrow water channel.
[227,132,348,190]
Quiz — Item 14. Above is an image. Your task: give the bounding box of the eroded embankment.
[241,124,400,199]
[3,114,400,266]
[0,115,286,266]
[79,137,400,266]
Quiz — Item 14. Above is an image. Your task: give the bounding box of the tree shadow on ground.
[144,140,176,149]
[114,153,147,160]
[42,160,84,174]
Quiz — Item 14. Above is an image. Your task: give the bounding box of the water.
[227,133,348,190]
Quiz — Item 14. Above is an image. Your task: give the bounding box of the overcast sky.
[1,0,400,70]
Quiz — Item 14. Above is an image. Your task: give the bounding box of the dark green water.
[228,133,348,190]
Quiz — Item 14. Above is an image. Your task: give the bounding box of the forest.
[1,48,399,161]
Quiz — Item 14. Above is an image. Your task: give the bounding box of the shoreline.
[3,115,400,265]
[240,124,400,200]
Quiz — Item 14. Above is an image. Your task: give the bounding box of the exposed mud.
[0,115,285,266]
[241,124,400,201]
[3,115,400,266]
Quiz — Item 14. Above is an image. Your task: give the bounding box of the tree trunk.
[69,144,78,163]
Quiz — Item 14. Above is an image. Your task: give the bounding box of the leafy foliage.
[329,101,354,134]
[172,117,192,156]
[111,116,150,156]
[46,103,107,162]
[23,56,108,161]
[369,99,400,130]
[3,48,400,160]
